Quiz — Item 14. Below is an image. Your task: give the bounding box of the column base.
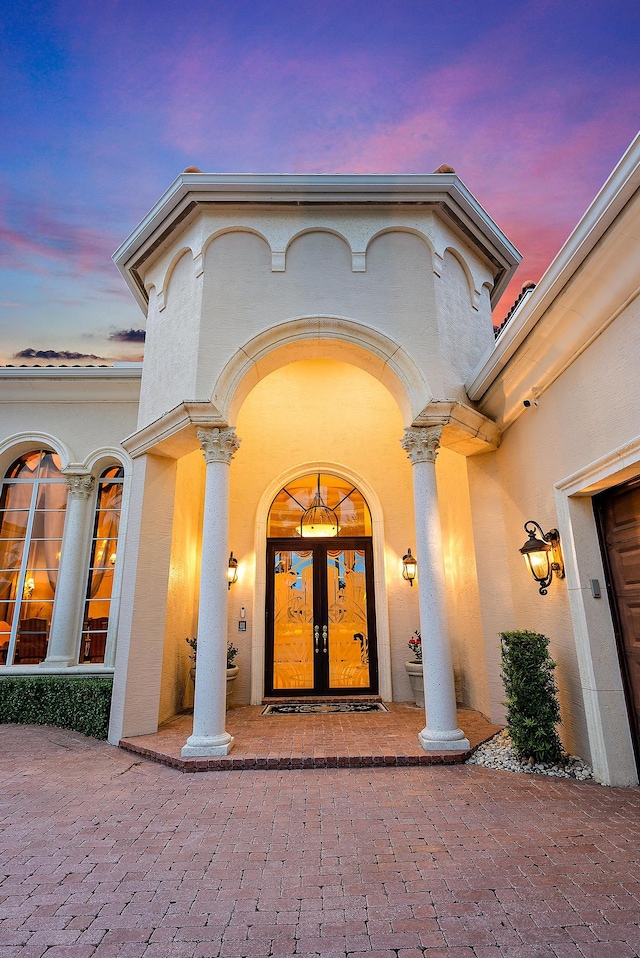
[181,733,235,757]
[39,656,75,668]
[419,727,470,752]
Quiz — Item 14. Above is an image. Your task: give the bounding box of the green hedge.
[500,629,564,763]
[0,676,113,740]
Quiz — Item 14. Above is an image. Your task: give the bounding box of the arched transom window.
[0,450,67,665]
[268,473,372,538]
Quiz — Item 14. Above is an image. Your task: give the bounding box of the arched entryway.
[265,472,378,696]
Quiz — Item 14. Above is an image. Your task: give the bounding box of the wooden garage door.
[596,477,640,765]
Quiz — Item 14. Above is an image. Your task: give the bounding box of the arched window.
[268,473,372,538]
[0,450,67,665]
[80,465,124,663]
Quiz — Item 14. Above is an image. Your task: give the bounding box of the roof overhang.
[113,173,521,315]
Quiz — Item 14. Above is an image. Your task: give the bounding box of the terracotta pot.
[405,660,424,708]
[226,664,239,699]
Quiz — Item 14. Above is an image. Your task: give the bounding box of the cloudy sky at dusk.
[1,0,638,365]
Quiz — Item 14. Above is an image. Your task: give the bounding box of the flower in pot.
[405,630,424,708]
[407,630,422,663]
[185,637,240,697]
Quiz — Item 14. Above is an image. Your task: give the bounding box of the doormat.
[262,702,389,715]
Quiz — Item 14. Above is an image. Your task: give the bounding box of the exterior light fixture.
[300,474,339,538]
[402,547,417,586]
[227,552,238,589]
[519,521,565,595]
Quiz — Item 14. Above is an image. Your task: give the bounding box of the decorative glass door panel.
[326,549,370,688]
[272,550,314,690]
[266,539,377,696]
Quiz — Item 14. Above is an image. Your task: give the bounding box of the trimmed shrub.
[0,676,113,740]
[499,630,564,763]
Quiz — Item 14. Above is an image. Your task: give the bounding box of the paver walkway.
[120,706,501,771]
[1,723,639,958]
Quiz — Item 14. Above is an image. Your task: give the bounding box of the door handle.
[314,624,319,653]
[322,624,328,653]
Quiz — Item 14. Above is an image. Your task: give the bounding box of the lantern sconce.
[519,521,565,595]
[227,551,238,589]
[402,547,417,587]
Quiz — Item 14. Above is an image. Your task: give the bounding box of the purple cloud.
[12,348,109,362]
[108,328,146,343]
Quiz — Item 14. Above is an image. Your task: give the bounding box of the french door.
[595,478,640,770]
[265,538,378,696]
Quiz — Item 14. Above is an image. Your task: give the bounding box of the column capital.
[197,426,241,464]
[401,426,443,464]
[64,473,95,500]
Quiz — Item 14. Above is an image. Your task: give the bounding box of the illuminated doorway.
[265,473,378,696]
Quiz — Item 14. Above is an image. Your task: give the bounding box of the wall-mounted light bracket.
[402,547,417,587]
[519,521,565,595]
[227,551,238,589]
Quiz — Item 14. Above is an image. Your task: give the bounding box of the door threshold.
[262,694,383,705]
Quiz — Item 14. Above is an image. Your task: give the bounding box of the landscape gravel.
[466,728,594,780]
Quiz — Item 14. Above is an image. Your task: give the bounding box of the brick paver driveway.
[1,726,639,958]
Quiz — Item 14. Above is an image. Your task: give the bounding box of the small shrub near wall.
[0,676,113,740]
[500,629,564,764]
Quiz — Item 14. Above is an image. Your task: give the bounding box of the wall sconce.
[519,521,565,595]
[23,576,35,600]
[227,551,238,589]
[402,548,417,587]
[109,552,117,566]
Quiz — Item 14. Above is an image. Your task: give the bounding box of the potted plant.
[185,636,240,700]
[226,641,239,699]
[405,630,424,708]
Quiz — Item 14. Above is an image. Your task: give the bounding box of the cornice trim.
[113,173,521,314]
[122,401,225,460]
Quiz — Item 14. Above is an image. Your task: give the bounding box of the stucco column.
[401,427,470,751]
[182,426,241,757]
[42,472,95,668]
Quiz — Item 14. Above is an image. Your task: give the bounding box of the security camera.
[522,398,538,408]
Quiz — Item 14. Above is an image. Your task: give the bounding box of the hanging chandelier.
[300,474,340,538]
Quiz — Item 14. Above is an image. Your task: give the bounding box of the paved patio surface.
[119,705,501,771]
[1,724,640,957]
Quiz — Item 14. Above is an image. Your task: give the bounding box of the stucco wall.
[0,379,139,468]
[137,251,201,429]
[135,212,497,429]
[158,449,205,724]
[437,447,492,716]
[488,289,640,764]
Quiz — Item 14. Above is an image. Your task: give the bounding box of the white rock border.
[466,729,593,780]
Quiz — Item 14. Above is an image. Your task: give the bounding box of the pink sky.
[0,0,638,364]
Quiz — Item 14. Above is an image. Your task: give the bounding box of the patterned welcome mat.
[262,702,388,715]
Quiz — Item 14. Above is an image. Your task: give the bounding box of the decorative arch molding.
[366,225,436,262]
[144,209,500,299]
[82,446,133,479]
[213,315,432,426]
[154,229,274,309]
[200,225,272,267]
[155,246,193,312]
[284,227,356,270]
[0,432,74,478]
[442,245,481,311]
[250,460,392,704]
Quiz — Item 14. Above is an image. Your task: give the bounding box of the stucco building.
[1,134,638,785]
